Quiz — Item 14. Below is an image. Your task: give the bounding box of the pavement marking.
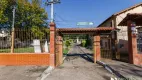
[36,66,54,80]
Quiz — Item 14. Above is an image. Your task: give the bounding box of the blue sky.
[43,0,142,28]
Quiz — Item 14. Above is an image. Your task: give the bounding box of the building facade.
[98,3,142,56]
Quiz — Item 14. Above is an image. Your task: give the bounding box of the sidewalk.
[0,66,48,80]
[101,59,142,80]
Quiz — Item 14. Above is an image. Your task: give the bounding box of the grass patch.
[0,47,34,53]
[63,49,69,55]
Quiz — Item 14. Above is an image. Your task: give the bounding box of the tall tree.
[0,0,49,40]
[0,0,8,27]
[0,0,48,28]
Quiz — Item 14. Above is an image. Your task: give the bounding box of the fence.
[0,28,50,53]
[0,28,50,65]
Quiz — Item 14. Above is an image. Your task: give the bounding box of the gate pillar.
[50,22,56,67]
[56,35,63,66]
[93,35,101,63]
[127,21,138,65]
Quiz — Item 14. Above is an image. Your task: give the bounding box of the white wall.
[116,5,142,40]
[100,18,114,27]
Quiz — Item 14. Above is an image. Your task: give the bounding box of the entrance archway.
[53,26,115,67]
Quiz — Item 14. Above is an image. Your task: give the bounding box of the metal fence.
[137,32,142,53]
[0,28,49,53]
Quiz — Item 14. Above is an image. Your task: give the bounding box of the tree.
[0,0,8,27]
[0,0,48,28]
[0,0,49,40]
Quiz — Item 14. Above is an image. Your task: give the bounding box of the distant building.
[98,3,142,54]
[0,28,9,38]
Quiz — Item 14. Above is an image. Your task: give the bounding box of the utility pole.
[11,6,16,53]
[46,0,60,22]
[51,0,54,22]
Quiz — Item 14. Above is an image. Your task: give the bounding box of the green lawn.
[0,47,34,53]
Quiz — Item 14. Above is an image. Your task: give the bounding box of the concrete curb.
[36,66,54,80]
[96,61,126,79]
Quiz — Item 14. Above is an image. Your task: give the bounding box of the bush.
[65,40,71,49]
[82,40,86,47]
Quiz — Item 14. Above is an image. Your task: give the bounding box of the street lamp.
[11,0,17,53]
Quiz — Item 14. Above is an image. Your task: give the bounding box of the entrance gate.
[55,26,115,67]
[137,32,142,53]
[101,37,112,59]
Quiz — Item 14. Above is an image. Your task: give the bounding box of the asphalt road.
[45,45,114,80]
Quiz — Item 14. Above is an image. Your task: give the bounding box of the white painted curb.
[37,66,54,80]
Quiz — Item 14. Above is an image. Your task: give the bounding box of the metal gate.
[100,37,112,59]
[137,32,142,53]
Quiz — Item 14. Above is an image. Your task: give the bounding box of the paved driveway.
[45,45,114,80]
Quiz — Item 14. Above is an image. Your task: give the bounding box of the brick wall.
[0,53,50,65]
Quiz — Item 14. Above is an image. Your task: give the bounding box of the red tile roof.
[119,13,142,26]
[57,27,115,32]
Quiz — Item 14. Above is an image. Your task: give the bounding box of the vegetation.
[0,0,49,53]
[63,49,69,55]
[0,0,48,38]
[0,0,48,28]
[65,40,71,49]
[81,40,86,47]
[0,47,34,53]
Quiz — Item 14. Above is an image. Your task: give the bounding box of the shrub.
[65,40,71,49]
[82,40,86,47]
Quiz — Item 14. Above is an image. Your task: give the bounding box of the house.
[0,28,9,38]
[98,3,142,57]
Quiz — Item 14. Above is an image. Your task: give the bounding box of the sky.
[43,0,142,28]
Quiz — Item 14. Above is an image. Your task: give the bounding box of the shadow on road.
[66,53,94,63]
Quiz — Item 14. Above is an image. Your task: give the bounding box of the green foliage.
[69,39,73,43]
[31,26,49,39]
[82,40,86,47]
[0,0,48,29]
[31,26,44,39]
[0,47,34,53]
[0,0,49,41]
[16,0,48,28]
[63,49,69,55]
[65,40,71,48]
[0,0,8,24]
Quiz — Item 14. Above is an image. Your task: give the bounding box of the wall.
[134,54,142,65]
[0,53,50,65]
[99,18,114,27]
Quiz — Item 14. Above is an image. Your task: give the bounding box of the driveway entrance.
[55,27,116,67]
[44,44,114,80]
